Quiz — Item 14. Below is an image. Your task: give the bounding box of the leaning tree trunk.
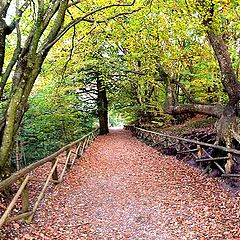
[206,30,240,173]
[162,29,240,173]
[97,78,109,135]
[0,55,44,179]
[0,0,69,180]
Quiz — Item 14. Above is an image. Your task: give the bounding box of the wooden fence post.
[67,151,72,170]
[197,145,202,159]
[51,158,58,181]
[59,151,72,182]
[197,144,202,168]
[79,138,87,158]
[176,140,181,152]
[16,139,21,171]
[21,179,29,214]
[71,142,82,166]
[165,138,168,148]
[0,175,30,227]
[225,153,234,174]
[76,142,82,157]
[85,135,90,149]
[66,147,70,158]
[90,133,93,143]
[27,159,59,223]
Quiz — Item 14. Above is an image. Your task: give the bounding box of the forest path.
[3,129,240,239]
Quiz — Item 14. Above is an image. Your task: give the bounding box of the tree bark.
[0,19,6,77]
[162,69,224,118]
[0,0,137,180]
[164,103,223,118]
[207,31,240,99]
[163,30,240,153]
[206,30,240,151]
[97,77,109,135]
[0,0,69,180]
[163,2,240,173]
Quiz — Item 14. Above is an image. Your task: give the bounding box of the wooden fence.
[0,128,99,228]
[125,125,240,177]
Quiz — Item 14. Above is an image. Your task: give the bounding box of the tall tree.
[0,0,137,179]
[163,0,240,155]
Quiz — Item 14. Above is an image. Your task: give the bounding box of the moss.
[187,117,217,129]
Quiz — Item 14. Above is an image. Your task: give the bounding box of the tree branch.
[42,2,61,30]
[4,0,30,35]
[207,30,240,100]
[68,0,81,8]
[123,69,146,75]
[0,0,12,18]
[171,79,205,105]
[40,0,137,53]
[77,88,98,94]
[39,0,68,56]
[60,9,76,81]
[82,8,141,23]
[0,0,29,92]
[163,103,224,118]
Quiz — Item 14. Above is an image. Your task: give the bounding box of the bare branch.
[77,88,98,94]
[60,9,76,81]
[1,45,21,85]
[73,4,86,14]
[15,0,22,47]
[39,0,68,56]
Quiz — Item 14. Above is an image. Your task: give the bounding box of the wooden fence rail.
[0,128,99,228]
[125,126,240,177]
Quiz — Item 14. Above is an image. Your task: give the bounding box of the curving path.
[2,129,240,239]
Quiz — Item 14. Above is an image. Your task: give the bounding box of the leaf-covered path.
[3,129,240,239]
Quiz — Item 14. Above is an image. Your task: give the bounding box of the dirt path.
[2,129,240,239]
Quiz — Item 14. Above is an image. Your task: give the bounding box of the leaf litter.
[1,129,240,239]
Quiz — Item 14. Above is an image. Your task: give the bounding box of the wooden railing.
[125,126,240,177]
[0,128,99,228]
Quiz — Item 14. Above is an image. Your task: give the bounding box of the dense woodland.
[0,0,240,179]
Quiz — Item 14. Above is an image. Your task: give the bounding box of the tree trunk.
[16,138,21,171]
[0,17,15,97]
[164,103,223,118]
[0,19,6,77]
[0,0,69,180]
[162,8,240,173]
[97,78,109,135]
[162,70,224,118]
[0,59,42,179]
[206,30,240,149]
